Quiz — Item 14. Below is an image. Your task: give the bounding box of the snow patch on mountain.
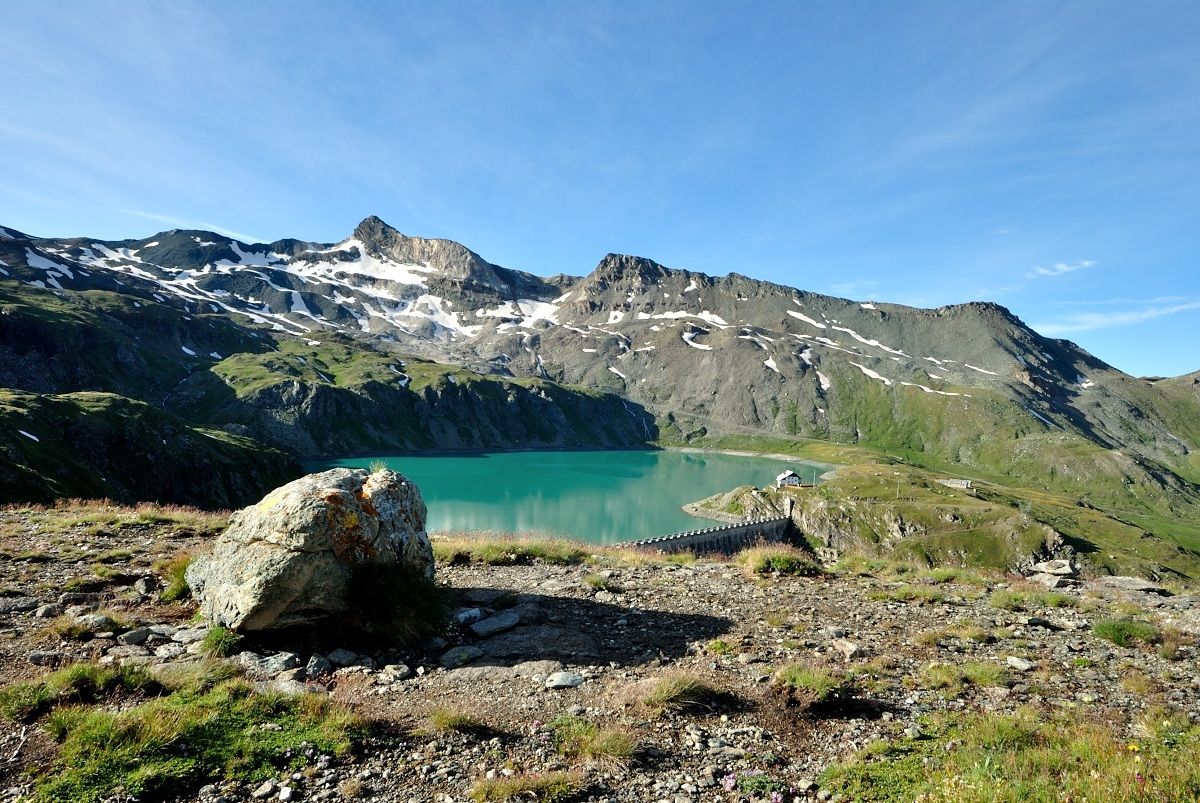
[850,361,893,385]
[899,381,968,397]
[289,238,437,286]
[830,325,908,357]
[787,309,827,329]
[25,248,75,279]
[738,332,772,350]
[638,310,729,327]
[965,364,1000,376]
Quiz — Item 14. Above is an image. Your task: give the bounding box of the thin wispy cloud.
[828,279,878,296]
[1027,259,1096,278]
[1034,298,1200,335]
[1049,295,1190,307]
[114,209,267,244]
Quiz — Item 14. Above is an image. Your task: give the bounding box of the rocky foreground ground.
[1,502,1199,802]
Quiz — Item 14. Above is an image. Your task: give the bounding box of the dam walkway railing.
[620,516,793,555]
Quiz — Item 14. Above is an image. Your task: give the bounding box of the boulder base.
[186,468,433,631]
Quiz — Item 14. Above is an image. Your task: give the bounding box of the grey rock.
[1097,576,1169,595]
[441,645,484,668]
[831,638,864,660]
[33,604,63,619]
[446,665,513,683]
[267,651,302,673]
[28,650,66,666]
[154,643,187,659]
[478,625,599,660]
[76,613,122,632]
[278,786,295,802]
[272,679,307,696]
[1030,559,1076,577]
[118,626,153,646]
[0,596,39,614]
[58,592,106,605]
[133,577,157,596]
[326,648,359,666]
[461,588,511,606]
[251,781,276,799]
[545,671,585,689]
[470,610,521,638]
[382,663,412,680]
[1007,656,1035,672]
[172,627,210,644]
[186,468,434,632]
[1027,573,1070,589]
[306,653,333,679]
[453,607,484,625]
[512,659,563,678]
[107,645,151,659]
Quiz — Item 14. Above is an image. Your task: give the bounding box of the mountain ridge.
[1,216,1198,550]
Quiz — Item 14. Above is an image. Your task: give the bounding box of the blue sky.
[3,1,1197,376]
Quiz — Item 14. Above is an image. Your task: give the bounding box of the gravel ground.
[1,509,1198,802]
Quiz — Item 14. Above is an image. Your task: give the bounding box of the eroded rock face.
[186,468,433,631]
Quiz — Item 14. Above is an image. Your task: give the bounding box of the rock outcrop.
[187,468,433,631]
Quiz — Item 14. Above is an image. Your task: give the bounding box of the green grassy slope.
[0,389,299,509]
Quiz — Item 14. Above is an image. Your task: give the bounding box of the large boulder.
[186,468,434,631]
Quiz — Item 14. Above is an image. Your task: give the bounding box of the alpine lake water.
[304,449,827,544]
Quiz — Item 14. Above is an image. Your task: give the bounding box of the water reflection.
[305,450,824,544]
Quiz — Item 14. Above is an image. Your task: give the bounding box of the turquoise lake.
[305,450,825,544]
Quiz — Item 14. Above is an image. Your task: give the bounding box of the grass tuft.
[427,707,484,734]
[989,589,1078,611]
[737,544,822,577]
[469,770,587,802]
[919,661,1008,696]
[773,664,847,703]
[432,534,592,566]
[37,677,358,803]
[867,585,945,604]
[821,707,1200,802]
[199,626,242,658]
[0,663,163,723]
[346,562,453,644]
[548,714,635,768]
[156,553,193,602]
[641,672,724,713]
[1093,618,1160,647]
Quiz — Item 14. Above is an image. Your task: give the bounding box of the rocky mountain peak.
[587,253,674,289]
[349,216,502,287]
[351,215,395,245]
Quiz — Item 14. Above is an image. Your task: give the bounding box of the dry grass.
[469,771,586,802]
[639,672,725,713]
[426,707,485,734]
[736,544,822,578]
